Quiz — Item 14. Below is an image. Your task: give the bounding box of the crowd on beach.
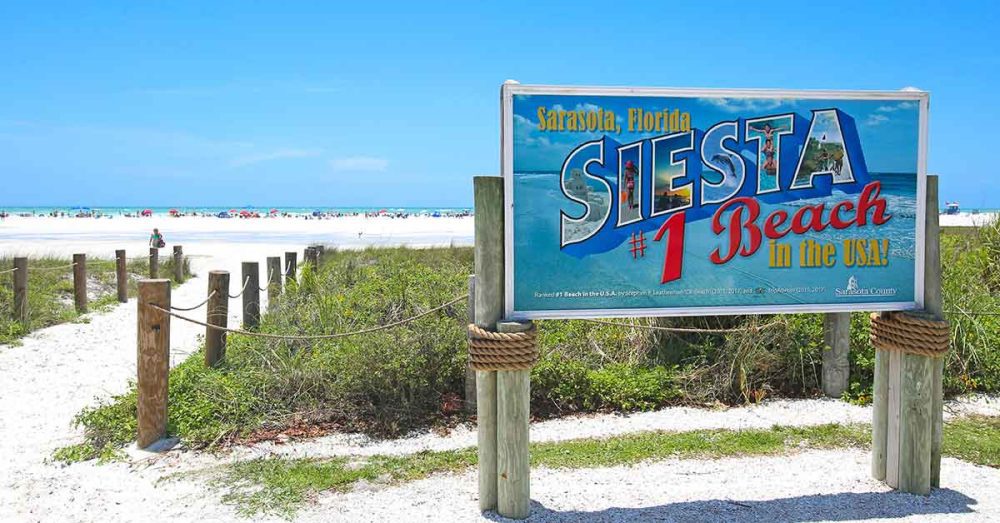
[0,208,474,220]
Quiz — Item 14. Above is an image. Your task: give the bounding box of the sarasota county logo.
[835,275,897,298]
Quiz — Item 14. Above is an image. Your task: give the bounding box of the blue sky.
[0,1,997,207]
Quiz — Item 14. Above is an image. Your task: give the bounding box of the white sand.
[939,212,997,228]
[1,215,999,521]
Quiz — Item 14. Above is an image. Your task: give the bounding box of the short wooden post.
[137,279,170,448]
[266,256,282,308]
[305,247,318,268]
[285,251,297,284]
[242,262,260,329]
[72,253,87,313]
[882,174,940,495]
[13,257,28,323]
[465,274,477,414]
[822,312,850,397]
[149,247,159,279]
[115,249,128,302]
[872,342,889,480]
[172,245,184,283]
[474,176,503,513]
[204,270,230,367]
[497,320,533,519]
[924,175,945,487]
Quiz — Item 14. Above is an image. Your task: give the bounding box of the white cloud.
[865,114,890,126]
[700,97,793,113]
[876,101,916,113]
[229,148,320,168]
[329,155,389,172]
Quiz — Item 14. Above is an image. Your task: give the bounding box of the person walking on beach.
[149,228,165,248]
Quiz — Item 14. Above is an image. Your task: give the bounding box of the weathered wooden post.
[474,176,502,513]
[137,279,170,448]
[925,176,945,487]
[149,247,159,279]
[115,249,128,302]
[465,274,477,414]
[242,262,260,329]
[204,270,230,367]
[304,246,318,268]
[72,253,87,313]
[172,245,184,283]
[13,257,28,323]
[822,312,850,397]
[873,174,942,495]
[266,256,282,308]
[285,251,297,284]
[496,319,533,519]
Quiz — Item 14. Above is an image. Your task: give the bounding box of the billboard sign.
[502,84,928,319]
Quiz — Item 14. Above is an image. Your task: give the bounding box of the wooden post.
[149,247,159,279]
[285,251,297,284]
[883,174,940,495]
[204,270,230,367]
[497,320,533,519]
[242,262,260,329]
[13,257,28,323]
[172,245,184,283]
[305,246,318,268]
[266,256,282,308]
[872,343,889,480]
[822,312,850,397]
[924,175,944,487]
[474,176,503,513]
[115,249,128,302]
[137,279,170,448]
[465,274,477,414]
[72,253,87,313]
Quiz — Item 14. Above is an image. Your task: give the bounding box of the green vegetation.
[0,255,189,345]
[63,220,1000,461]
[209,417,998,517]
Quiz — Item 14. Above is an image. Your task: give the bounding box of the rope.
[582,318,781,333]
[468,323,539,370]
[170,290,216,312]
[148,294,466,340]
[0,267,18,275]
[870,312,950,358]
[258,269,275,292]
[29,262,77,272]
[227,276,252,299]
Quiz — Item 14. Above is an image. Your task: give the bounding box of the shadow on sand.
[485,489,977,522]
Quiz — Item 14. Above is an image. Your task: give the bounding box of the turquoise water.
[0,206,472,216]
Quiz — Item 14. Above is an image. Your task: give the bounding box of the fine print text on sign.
[502,85,928,319]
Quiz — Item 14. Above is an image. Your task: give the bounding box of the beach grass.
[209,417,998,517]
[0,256,189,345]
[60,228,1000,462]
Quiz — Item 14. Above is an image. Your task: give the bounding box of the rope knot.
[870,311,950,358]
[467,323,539,371]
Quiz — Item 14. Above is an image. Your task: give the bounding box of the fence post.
[205,270,230,367]
[474,176,502,513]
[137,279,170,448]
[13,257,28,323]
[285,251,297,284]
[266,256,282,309]
[242,262,260,329]
[172,245,184,283]
[149,247,159,279]
[116,249,128,302]
[497,320,532,519]
[925,175,945,487]
[822,312,850,397]
[73,253,87,313]
[304,247,318,268]
[465,274,477,414]
[882,174,939,495]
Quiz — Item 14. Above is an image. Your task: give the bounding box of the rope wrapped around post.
[467,323,539,371]
[870,312,950,358]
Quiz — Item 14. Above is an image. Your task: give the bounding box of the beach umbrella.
[168,209,179,216]
[269,209,279,214]
[141,209,152,217]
